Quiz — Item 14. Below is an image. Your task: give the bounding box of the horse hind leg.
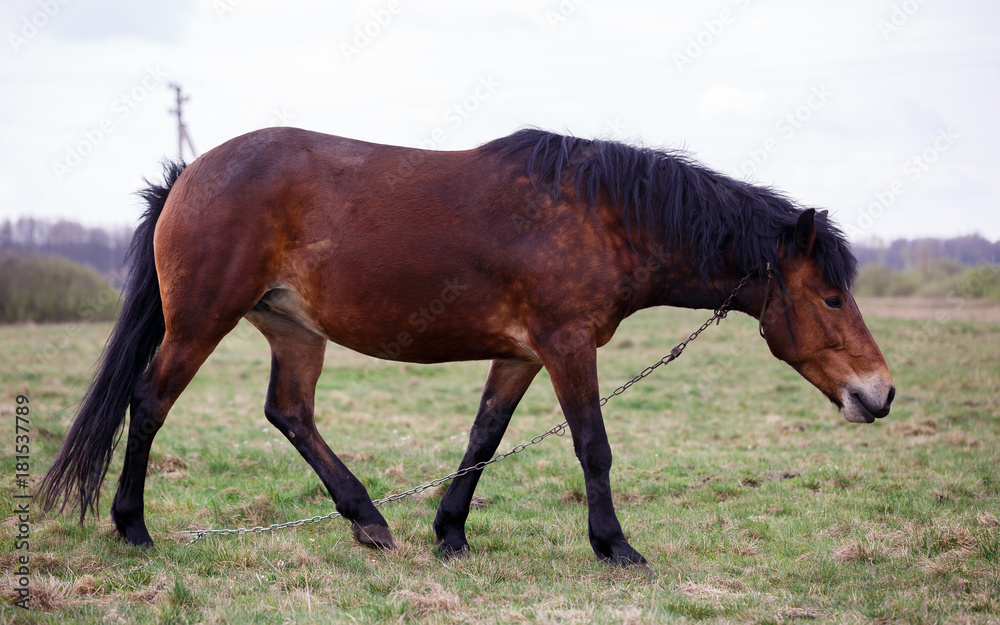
[250,310,396,549]
[111,330,231,545]
[111,265,269,544]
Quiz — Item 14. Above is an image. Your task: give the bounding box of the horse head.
[760,209,895,423]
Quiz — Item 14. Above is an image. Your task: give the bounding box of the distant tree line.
[0,217,133,286]
[853,235,1000,271]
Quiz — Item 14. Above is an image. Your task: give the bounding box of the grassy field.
[1,299,998,624]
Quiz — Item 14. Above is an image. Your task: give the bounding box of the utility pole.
[168,83,197,162]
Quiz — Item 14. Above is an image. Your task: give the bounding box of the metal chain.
[175,420,576,547]
[174,265,761,548]
[598,265,759,407]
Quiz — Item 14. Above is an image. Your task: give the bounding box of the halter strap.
[758,262,773,339]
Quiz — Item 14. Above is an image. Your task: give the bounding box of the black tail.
[37,161,186,522]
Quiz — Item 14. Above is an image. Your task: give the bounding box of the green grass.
[1,303,998,623]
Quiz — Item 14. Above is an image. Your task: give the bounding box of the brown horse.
[39,127,894,565]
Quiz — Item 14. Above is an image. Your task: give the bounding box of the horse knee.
[579,442,613,476]
[264,402,314,442]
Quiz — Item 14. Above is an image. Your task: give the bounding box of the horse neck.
[640,241,770,319]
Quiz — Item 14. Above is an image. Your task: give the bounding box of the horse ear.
[794,209,816,257]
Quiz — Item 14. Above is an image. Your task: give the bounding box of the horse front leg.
[433,359,541,557]
[538,332,646,566]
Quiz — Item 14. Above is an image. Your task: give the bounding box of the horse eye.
[824,296,843,309]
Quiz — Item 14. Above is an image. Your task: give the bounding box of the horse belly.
[261,269,538,365]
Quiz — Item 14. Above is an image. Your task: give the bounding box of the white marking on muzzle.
[839,373,894,424]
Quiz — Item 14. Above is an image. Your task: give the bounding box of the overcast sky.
[2,0,998,243]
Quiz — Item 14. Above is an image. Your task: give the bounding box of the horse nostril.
[886,385,896,406]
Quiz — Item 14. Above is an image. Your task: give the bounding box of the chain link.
[174,265,760,548]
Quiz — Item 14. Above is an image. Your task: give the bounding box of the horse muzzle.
[840,381,895,424]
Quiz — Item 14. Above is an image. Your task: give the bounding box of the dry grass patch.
[820,522,853,539]
[967,573,1000,613]
[131,579,168,604]
[889,418,939,437]
[977,513,1000,527]
[924,522,977,554]
[730,535,762,556]
[237,494,277,526]
[782,606,825,620]
[23,551,67,575]
[391,582,462,618]
[148,453,188,475]
[916,549,977,576]
[945,429,981,448]
[917,523,979,576]
[680,580,743,602]
[338,451,372,462]
[831,521,986,578]
[831,537,885,564]
[71,574,100,597]
[101,607,129,624]
[534,608,592,625]
[559,489,586,504]
[5,574,85,611]
[533,606,645,625]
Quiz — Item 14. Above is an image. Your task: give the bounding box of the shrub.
[957,264,1000,300]
[0,252,119,324]
[854,264,893,297]
[853,259,1000,302]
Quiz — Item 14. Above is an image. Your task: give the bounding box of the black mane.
[482,128,857,291]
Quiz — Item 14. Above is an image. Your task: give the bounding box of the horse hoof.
[111,510,154,547]
[435,542,470,560]
[596,541,647,568]
[624,562,657,580]
[607,552,648,567]
[121,531,155,548]
[352,523,397,550]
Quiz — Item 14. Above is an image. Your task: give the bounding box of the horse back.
[155,127,637,362]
